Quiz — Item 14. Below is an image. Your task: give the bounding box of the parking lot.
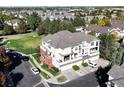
[6,51,45,87]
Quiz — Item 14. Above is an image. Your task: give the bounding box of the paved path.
[28,57,49,87]
[29,55,53,78]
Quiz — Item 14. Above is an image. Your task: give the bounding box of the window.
[82,49,84,54]
[79,46,81,53]
[91,42,94,46]
[96,41,99,46]
[64,55,70,61]
[74,53,78,58]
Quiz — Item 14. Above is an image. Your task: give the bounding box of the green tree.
[67,22,75,32]
[16,20,27,34]
[115,47,124,65]
[37,23,46,35]
[105,10,111,19]
[0,14,15,21]
[98,33,121,65]
[88,30,97,36]
[90,17,99,24]
[73,16,85,27]
[3,24,14,35]
[27,12,41,31]
[42,17,52,34]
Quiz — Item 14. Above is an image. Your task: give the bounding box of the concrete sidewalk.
[29,55,54,78]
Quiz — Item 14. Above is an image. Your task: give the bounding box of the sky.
[0,0,124,7]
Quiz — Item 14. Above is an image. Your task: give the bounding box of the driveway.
[62,69,79,80]
[96,58,109,67]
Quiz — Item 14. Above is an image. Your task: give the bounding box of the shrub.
[82,63,88,67]
[42,64,48,69]
[72,65,80,71]
[57,76,67,82]
[51,67,59,72]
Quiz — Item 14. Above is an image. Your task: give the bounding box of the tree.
[115,47,124,65]
[98,33,122,65]
[88,30,97,36]
[3,24,14,35]
[0,19,4,30]
[67,22,75,32]
[90,17,99,24]
[42,17,52,34]
[16,20,27,34]
[37,23,46,35]
[0,14,15,21]
[98,19,106,27]
[27,12,41,31]
[105,10,111,19]
[73,16,85,27]
[103,17,111,27]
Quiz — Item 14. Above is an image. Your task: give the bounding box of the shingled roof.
[42,31,98,49]
[108,63,124,87]
[84,24,110,34]
[111,19,124,29]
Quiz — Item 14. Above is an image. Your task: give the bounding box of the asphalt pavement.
[48,72,99,87]
[6,52,45,87]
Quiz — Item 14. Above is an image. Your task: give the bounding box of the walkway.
[29,55,53,78]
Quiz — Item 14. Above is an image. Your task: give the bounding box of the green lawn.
[6,32,41,54]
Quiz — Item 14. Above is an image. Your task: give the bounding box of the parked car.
[87,61,97,68]
[31,67,40,75]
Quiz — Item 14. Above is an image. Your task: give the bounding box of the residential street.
[48,71,98,87]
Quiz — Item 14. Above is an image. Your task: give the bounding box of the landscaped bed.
[6,32,41,54]
[72,65,80,71]
[82,63,88,67]
[57,75,67,82]
[41,64,60,76]
[29,56,50,79]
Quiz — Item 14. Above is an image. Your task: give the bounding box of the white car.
[87,61,97,68]
[31,67,40,75]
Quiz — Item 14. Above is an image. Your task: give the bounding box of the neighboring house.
[40,31,100,71]
[83,19,124,38]
[83,24,110,37]
[41,11,75,21]
[5,19,21,29]
[107,63,124,87]
[110,20,124,38]
[84,15,104,22]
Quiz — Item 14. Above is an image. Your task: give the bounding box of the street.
[48,71,99,87]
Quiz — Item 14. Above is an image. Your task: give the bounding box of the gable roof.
[84,24,110,34]
[108,63,124,87]
[111,19,124,29]
[42,31,98,49]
